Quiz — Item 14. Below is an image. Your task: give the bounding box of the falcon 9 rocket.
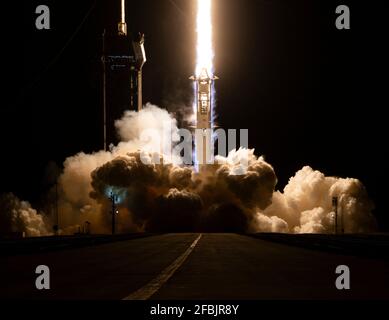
[190,68,218,167]
[191,0,217,169]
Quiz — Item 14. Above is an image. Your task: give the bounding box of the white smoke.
[113,103,181,164]
[0,193,50,237]
[0,105,378,235]
[260,166,377,233]
[57,103,181,234]
[252,212,289,233]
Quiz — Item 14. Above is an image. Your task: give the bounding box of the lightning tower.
[102,0,146,150]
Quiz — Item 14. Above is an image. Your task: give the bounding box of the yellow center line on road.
[122,234,202,300]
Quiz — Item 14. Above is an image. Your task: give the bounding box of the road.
[1,233,388,300]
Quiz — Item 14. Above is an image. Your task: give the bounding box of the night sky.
[2,0,387,230]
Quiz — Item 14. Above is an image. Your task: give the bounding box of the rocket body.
[192,68,215,129]
[191,68,218,166]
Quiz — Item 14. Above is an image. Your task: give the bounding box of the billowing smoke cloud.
[87,147,277,233]
[0,193,50,237]
[252,212,289,233]
[260,166,377,233]
[0,104,377,235]
[56,103,181,234]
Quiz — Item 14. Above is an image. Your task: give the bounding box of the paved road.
[1,234,388,300]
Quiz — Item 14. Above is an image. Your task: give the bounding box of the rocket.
[190,68,218,166]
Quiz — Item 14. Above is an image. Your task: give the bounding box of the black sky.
[2,0,387,229]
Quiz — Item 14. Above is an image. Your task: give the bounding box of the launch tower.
[102,0,146,150]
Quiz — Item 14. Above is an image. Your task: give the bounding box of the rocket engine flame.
[192,0,217,169]
[195,0,214,77]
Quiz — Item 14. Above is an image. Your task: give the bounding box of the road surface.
[1,233,388,300]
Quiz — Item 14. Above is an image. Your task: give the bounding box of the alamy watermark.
[336,5,350,30]
[137,122,249,169]
[335,265,350,290]
[35,265,50,290]
[35,5,50,30]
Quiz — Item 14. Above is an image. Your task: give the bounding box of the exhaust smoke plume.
[261,166,377,233]
[0,105,377,236]
[0,193,50,236]
[88,147,277,232]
